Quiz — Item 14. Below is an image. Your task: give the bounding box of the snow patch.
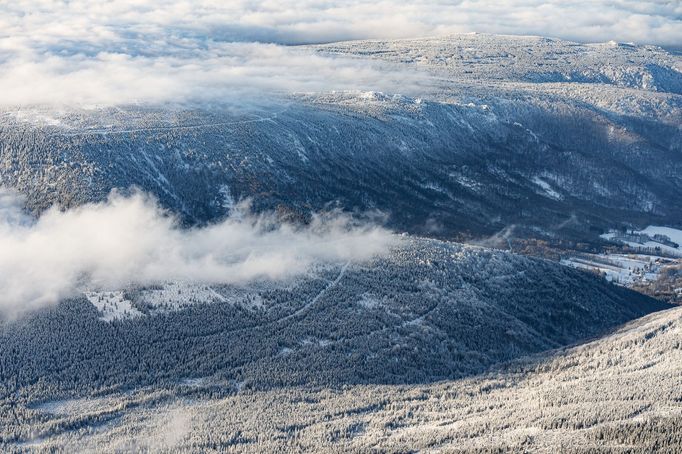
[641,226,682,246]
[218,185,237,215]
[84,291,143,322]
[358,293,383,310]
[601,226,682,257]
[532,176,563,200]
[136,283,227,312]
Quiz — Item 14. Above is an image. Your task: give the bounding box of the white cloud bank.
[0,42,429,107]
[3,1,679,47]
[0,1,679,107]
[0,189,396,317]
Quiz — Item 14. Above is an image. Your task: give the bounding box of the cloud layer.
[0,189,396,317]
[0,1,679,107]
[3,1,679,48]
[0,39,429,107]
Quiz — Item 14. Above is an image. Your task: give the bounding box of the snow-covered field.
[84,283,267,321]
[601,226,682,257]
[641,226,682,246]
[84,291,143,322]
[135,283,227,311]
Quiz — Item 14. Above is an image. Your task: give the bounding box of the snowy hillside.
[0,238,673,451]
[1,34,680,240]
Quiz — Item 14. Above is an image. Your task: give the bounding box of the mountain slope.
[0,237,670,450]
[0,239,676,451]
[1,35,680,240]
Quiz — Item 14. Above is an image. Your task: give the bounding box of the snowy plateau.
[1,34,682,452]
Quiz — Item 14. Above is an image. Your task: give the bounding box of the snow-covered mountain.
[1,34,680,240]
[2,33,682,453]
[0,237,670,450]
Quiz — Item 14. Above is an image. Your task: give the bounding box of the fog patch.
[473,225,517,251]
[0,188,396,317]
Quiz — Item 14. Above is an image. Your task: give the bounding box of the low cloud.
[0,42,428,108]
[0,1,679,107]
[0,188,396,317]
